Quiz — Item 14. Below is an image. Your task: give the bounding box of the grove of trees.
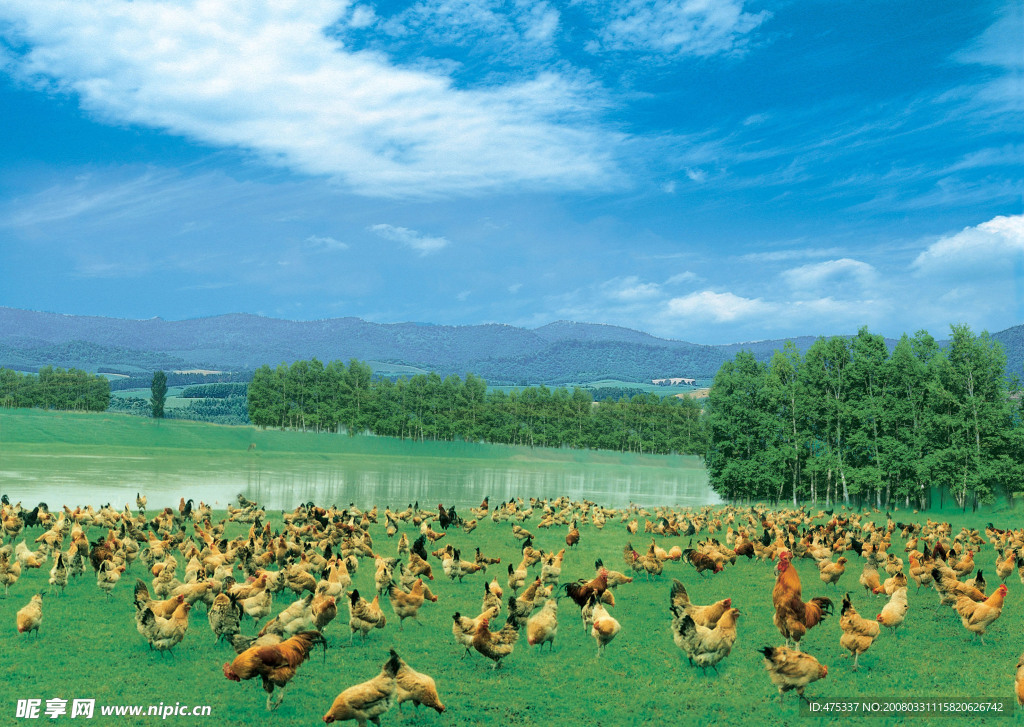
[703,325,1024,510]
[247,359,706,455]
[0,366,110,411]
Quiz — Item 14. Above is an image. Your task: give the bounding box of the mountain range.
[1,307,1021,385]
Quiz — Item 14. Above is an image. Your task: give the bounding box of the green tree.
[704,351,775,502]
[766,342,808,505]
[931,325,1013,510]
[802,336,854,505]
[151,370,167,419]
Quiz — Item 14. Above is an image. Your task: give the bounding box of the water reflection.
[0,451,717,511]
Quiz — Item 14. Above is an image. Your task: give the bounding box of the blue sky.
[0,0,1021,344]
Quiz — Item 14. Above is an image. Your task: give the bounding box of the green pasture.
[111,386,196,410]
[486,378,710,397]
[0,407,710,467]
[1,500,1022,727]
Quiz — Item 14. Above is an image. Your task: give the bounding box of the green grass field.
[1,409,1021,725]
[1,500,1022,726]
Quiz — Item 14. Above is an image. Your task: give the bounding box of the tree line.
[0,366,110,411]
[703,325,1023,510]
[246,360,706,455]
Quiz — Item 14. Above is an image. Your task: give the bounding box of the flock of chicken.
[2,491,1024,721]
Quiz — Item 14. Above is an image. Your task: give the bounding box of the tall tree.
[766,342,807,505]
[150,370,167,419]
[932,325,1012,510]
[802,336,854,505]
[704,351,775,502]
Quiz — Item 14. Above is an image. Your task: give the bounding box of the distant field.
[487,378,712,397]
[111,386,195,409]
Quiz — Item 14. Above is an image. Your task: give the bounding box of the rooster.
[681,548,723,577]
[562,568,609,609]
[223,630,325,710]
[772,552,832,651]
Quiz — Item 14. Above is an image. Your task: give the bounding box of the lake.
[0,412,716,511]
[0,448,715,511]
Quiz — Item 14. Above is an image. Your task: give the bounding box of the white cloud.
[781,258,877,295]
[379,0,560,62]
[349,5,377,28]
[665,271,699,285]
[369,223,450,255]
[684,167,707,183]
[508,283,523,293]
[665,290,772,322]
[590,0,768,57]
[739,247,846,263]
[306,235,349,251]
[952,5,1024,113]
[912,214,1024,276]
[602,275,661,301]
[0,0,619,197]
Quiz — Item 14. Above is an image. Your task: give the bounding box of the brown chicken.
[208,592,241,643]
[772,552,832,650]
[138,600,191,654]
[759,645,828,702]
[473,613,519,668]
[672,606,740,673]
[566,520,580,548]
[838,593,879,670]
[16,593,43,635]
[817,557,848,588]
[223,630,325,710]
[392,650,445,714]
[955,584,1007,644]
[590,599,620,657]
[859,562,883,596]
[323,651,400,725]
[387,580,434,629]
[1016,651,1024,706]
[347,590,386,642]
[876,587,908,635]
[312,594,338,632]
[526,597,559,651]
[908,553,933,591]
[452,606,499,657]
[669,579,731,628]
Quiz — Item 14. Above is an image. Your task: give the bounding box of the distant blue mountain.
[0,307,1020,384]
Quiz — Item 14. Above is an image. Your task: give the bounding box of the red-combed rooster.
[562,568,609,609]
[222,630,325,710]
[772,551,832,651]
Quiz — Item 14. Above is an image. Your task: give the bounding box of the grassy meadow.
[1,501,1022,726]
[1,409,1022,725]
